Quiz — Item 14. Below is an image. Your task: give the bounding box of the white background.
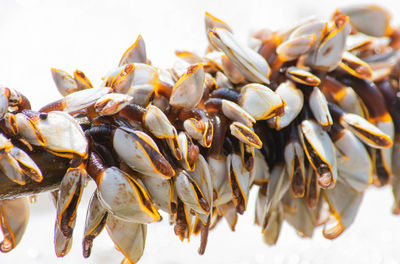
[1,0,400,263]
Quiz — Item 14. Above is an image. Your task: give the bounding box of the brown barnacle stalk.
[1,3,400,263]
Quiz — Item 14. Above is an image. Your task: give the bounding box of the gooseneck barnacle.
[1,4,400,263]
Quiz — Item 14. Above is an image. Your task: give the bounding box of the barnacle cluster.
[0,4,400,263]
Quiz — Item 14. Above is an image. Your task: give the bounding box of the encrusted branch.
[0,150,69,200]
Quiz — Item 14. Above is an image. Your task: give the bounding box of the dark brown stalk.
[0,150,69,200]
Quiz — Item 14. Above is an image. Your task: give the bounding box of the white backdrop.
[1,0,400,263]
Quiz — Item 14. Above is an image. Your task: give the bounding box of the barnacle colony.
[0,3,400,262]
